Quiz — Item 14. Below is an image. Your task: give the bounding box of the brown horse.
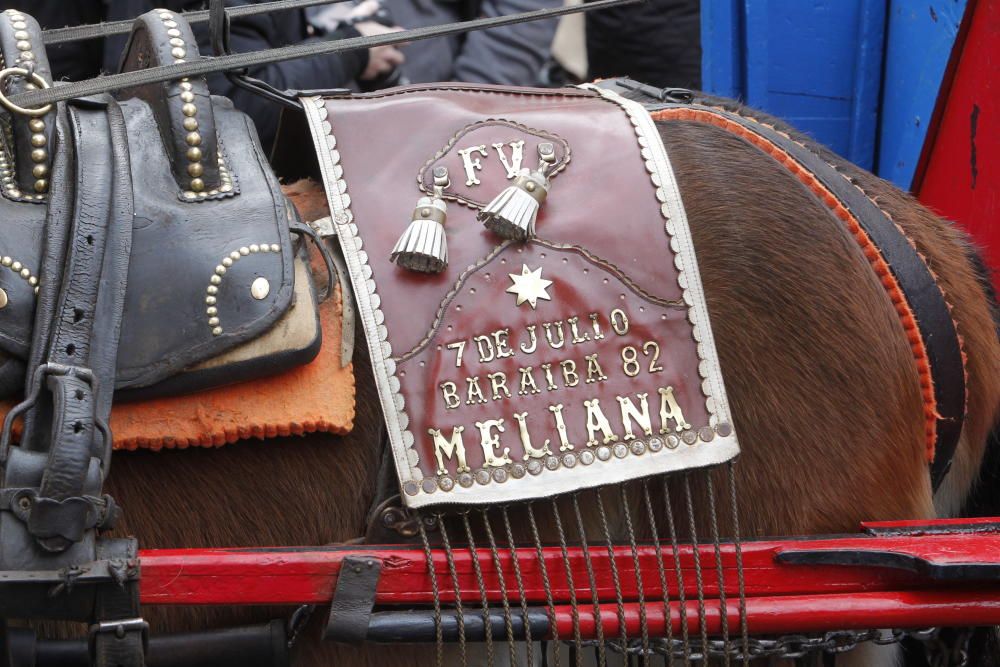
[101,99,1000,666]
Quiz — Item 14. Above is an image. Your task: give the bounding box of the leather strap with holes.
[22,96,133,550]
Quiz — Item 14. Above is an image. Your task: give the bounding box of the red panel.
[915,0,1000,292]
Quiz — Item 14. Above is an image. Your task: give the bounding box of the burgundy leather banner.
[304,84,738,507]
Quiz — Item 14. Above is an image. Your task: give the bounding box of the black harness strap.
[0,96,144,666]
[607,80,966,490]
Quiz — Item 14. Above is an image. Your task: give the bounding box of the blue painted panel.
[878,0,967,189]
[700,0,743,98]
[701,0,886,170]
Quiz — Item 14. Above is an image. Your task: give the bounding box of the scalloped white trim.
[302,96,417,488]
[580,84,735,429]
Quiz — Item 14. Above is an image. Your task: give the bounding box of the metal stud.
[249,244,260,253]
[28,118,43,132]
[0,288,7,309]
[28,276,37,286]
[206,307,217,316]
[15,40,30,51]
[186,147,202,161]
[11,21,26,30]
[270,244,280,253]
[169,37,185,47]
[163,20,178,28]
[214,265,226,275]
[33,179,46,193]
[18,51,33,61]
[30,148,45,162]
[186,132,201,146]
[11,261,21,271]
[212,326,223,336]
[206,285,218,295]
[230,251,241,261]
[208,317,220,327]
[19,268,29,279]
[13,30,27,40]
[250,277,270,300]
[167,28,181,37]
[180,91,194,103]
[210,275,221,286]
[190,178,205,192]
[30,134,45,147]
[179,80,192,91]
[1,257,10,267]
[181,103,197,117]
[239,247,250,256]
[187,163,203,178]
[32,164,47,178]
[183,117,198,131]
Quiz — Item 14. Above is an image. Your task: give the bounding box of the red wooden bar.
[540,591,1000,637]
[139,530,1000,607]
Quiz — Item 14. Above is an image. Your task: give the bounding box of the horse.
[82,90,999,667]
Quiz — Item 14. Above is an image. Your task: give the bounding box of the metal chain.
[579,628,947,663]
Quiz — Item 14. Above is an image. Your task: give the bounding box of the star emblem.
[506,264,553,309]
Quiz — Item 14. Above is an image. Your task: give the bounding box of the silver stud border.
[204,242,281,336]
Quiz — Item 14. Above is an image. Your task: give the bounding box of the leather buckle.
[1,362,113,473]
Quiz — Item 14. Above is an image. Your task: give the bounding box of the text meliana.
[427,307,693,475]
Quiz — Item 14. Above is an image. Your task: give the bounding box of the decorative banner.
[304,84,738,508]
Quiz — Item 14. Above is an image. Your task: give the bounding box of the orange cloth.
[1,288,355,452]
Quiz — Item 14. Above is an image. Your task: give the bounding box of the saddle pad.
[0,275,354,451]
[303,83,738,508]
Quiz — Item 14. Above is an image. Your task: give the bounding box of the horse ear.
[391,167,450,274]
[116,9,222,197]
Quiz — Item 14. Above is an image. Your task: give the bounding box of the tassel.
[479,143,557,242]
[391,167,450,273]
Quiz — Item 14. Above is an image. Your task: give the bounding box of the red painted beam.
[542,591,1000,638]
[139,532,1000,607]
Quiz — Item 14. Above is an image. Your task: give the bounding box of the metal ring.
[0,67,53,117]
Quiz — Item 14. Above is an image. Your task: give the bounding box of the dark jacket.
[585,0,701,90]
[8,0,369,149]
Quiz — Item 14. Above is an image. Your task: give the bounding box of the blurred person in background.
[585,0,700,89]
[9,0,406,149]
[378,0,561,85]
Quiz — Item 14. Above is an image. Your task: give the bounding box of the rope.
[640,479,672,659]
[571,493,606,667]
[594,488,628,653]
[728,461,750,665]
[480,508,517,667]
[9,0,638,111]
[663,475,691,665]
[461,511,495,665]
[41,0,344,45]
[705,471,731,665]
[502,506,535,667]
[682,473,709,662]
[438,514,468,667]
[418,514,445,667]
